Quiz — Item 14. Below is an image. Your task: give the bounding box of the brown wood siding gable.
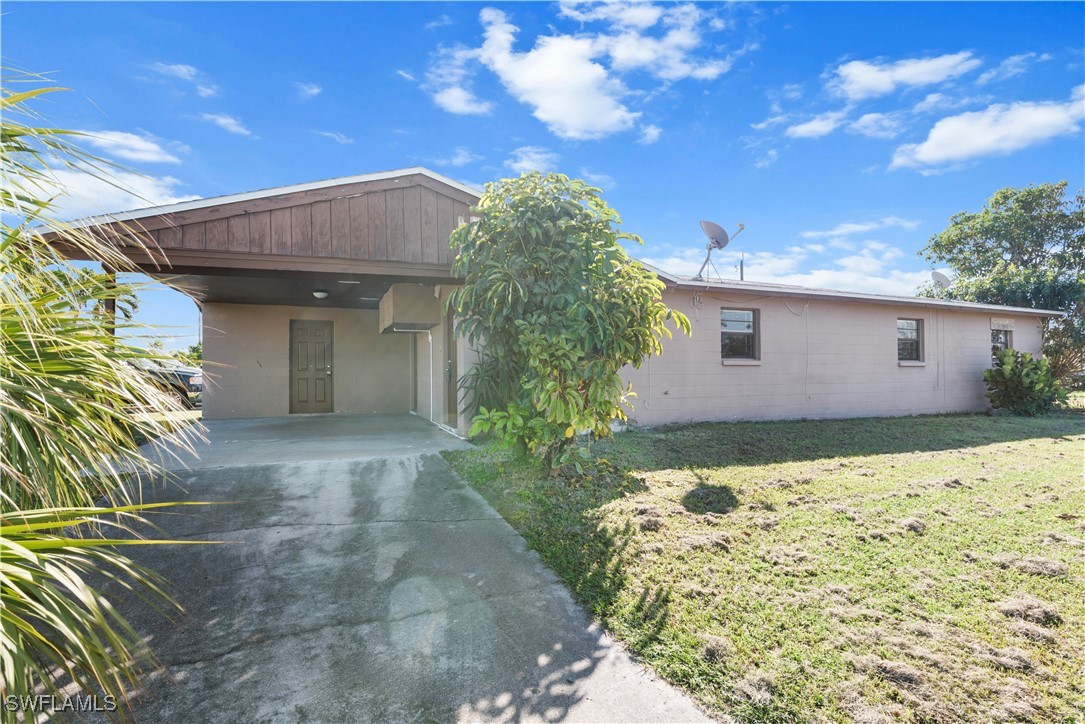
[106,176,476,267]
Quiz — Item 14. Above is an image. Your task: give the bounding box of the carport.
[68,167,480,432]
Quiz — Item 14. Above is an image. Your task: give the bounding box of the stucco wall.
[203,303,411,420]
[409,285,463,429]
[619,288,1046,426]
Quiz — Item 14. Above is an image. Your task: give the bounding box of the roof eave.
[57,166,483,230]
[638,266,1061,318]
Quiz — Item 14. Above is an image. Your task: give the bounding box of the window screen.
[991,329,1012,364]
[897,318,921,361]
[722,309,758,359]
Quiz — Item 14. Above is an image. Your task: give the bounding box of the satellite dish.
[700,220,730,250]
[931,271,951,290]
[693,220,746,281]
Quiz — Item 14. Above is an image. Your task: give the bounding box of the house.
[64,167,1059,432]
[621,268,1054,426]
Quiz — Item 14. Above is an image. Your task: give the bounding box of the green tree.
[185,340,202,364]
[2,74,206,718]
[921,182,1084,381]
[446,172,690,469]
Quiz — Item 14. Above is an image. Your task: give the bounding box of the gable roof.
[637,261,1062,318]
[64,166,483,228]
[53,167,1060,320]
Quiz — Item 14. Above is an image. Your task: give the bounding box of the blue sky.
[6,1,1084,350]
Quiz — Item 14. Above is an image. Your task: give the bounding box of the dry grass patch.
[996,594,1063,626]
[445,412,1084,721]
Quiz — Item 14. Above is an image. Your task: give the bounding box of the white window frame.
[721,308,760,363]
[897,318,923,364]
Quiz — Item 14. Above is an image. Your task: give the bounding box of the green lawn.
[443,412,1085,722]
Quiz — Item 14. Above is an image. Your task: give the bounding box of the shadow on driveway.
[105,415,706,722]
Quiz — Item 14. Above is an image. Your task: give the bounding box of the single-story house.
[64,167,1059,432]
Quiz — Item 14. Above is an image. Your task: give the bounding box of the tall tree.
[446,172,690,469]
[921,182,1084,381]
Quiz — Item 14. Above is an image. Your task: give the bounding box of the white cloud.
[36,167,198,221]
[395,69,416,82]
[77,130,182,164]
[801,216,919,239]
[150,62,198,80]
[199,113,253,136]
[785,109,848,139]
[781,83,803,100]
[912,92,992,114]
[314,130,354,144]
[754,148,778,168]
[579,168,616,189]
[559,1,665,30]
[436,146,481,166]
[638,124,662,144]
[426,14,453,30]
[593,4,736,81]
[425,4,740,140]
[639,241,927,295]
[504,146,560,173]
[425,45,495,115]
[477,8,639,140]
[149,62,221,99]
[753,84,804,130]
[751,113,789,131]
[891,85,1085,171]
[848,112,903,139]
[913,93,947,113]
[830,51,981,102]
[433,86,494,115]
[295,82,322,100]
[977,52,1053,85]
[640,246,805,280]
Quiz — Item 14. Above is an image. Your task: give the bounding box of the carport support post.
[103,264,117,337]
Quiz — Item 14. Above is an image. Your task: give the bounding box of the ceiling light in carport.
[312,290,329,299]
[337,280,361,284]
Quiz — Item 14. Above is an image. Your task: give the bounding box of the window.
[897,318,922,361]
[721,309,758,359]
[991,329,1012,364]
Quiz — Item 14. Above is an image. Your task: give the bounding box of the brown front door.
[290,320,333,414]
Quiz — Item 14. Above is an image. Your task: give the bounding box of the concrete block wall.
[620,288,1045,426]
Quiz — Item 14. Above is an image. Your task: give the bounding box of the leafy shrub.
[447,172,690,470]
[984,348,1067,415]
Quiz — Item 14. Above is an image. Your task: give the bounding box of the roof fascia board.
[665,277,1060,317]
[63,167,482,228]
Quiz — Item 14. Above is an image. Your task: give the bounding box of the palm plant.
[2,72,206,719]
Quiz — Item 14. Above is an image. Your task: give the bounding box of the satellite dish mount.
[693,220,745,281]
[931,271,952,291]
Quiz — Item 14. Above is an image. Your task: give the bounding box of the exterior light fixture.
[312,290,329,299]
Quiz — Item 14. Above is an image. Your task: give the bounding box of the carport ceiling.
[149,267,450,309]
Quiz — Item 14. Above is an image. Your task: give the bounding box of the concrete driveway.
[116,414,707,723]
